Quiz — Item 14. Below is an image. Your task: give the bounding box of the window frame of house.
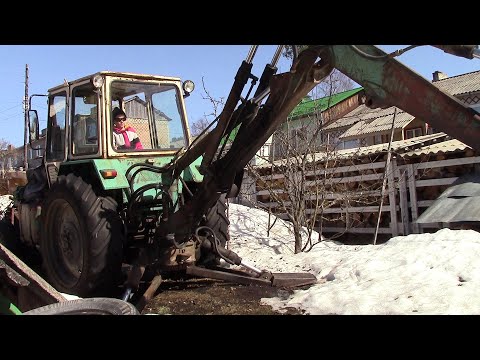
[405,127,423,139]
[258,143,270,159]
[343,139,360,149]
[374,134,389,145]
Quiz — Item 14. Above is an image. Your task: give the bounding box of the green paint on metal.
[91,158,174,191]
[61,156,204,191]
[0,294,22,315]
[182,156,204,182]
[289,87,364,119]
[65,156,204,208]
[329,45,387,100]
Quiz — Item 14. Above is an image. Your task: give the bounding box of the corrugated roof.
[402,138,470,158]
[432,70,480,96]
[257,132,453,168]
[288,88,363,119]
[332,132,451,158]
[339,112,414,140]
[324,104,408,131]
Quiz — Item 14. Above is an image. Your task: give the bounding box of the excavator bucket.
[186,265,317,288]
[270,272,317,288]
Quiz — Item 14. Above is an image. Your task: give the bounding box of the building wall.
[1,136,46,172]
[322,92,364,124]
[127,118,170,148]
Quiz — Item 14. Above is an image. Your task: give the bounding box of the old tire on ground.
[40,174,123,297]
[22,297,139,315]
[198,194,230,265]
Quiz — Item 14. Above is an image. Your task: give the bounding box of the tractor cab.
[29,71,195,164]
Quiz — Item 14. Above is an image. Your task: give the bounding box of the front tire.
[40,174,123,297]
[205,194,230,248]
[198,194,230,265]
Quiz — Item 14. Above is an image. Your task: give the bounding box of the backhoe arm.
[159,47,333,241]
[158,45,480,245]
[320,45,480,150]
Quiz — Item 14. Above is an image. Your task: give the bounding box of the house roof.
[125,96,172,121]
[339,110,414,140]
[326,132,456,160]
[323,104,409,131]
[256,132,462,168]
[323,103,414,139]
[402,138,470,158]
[323,70,480,139]
[432,70,480,96]
[288,88,363,119]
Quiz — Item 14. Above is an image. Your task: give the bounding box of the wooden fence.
[239,150,480,237]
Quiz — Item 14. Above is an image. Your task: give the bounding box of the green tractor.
[14,71,232,297]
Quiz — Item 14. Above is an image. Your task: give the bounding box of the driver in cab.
[112,107,143,150]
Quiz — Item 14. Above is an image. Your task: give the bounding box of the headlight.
[91,74,104,89]
[183,80,195,94]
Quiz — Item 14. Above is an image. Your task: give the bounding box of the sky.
[0,45,479,147]
[227,203,480,315]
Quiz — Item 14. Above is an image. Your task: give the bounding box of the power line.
[0,103,22,115]
[24,64,29,169]
[0,112,24,121]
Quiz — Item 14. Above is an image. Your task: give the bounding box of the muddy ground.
[137,278,304,315]
[1,237,304,315]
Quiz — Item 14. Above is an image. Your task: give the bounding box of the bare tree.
[190,77,225,138]
[190,118,211,137]
[0,139,13,176]
[283,45,308,60]
[245,112,338,253]
[0,138,14,195]
[314,69,355,98]
[242,76,382,253]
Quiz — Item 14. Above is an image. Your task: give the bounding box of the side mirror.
[28,110,40,142]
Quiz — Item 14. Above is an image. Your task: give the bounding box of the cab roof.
[48,71,183,92]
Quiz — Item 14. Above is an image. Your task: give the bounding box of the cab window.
[71,83,99,156]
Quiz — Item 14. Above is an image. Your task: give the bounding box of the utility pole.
[23,64,29,170]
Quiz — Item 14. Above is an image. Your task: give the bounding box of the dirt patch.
[4,241,306,315]
[140,278,304,315]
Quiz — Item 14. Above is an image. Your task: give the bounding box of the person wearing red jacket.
[112,107,143,150]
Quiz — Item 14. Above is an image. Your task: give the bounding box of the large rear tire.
[40,174,123,297]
